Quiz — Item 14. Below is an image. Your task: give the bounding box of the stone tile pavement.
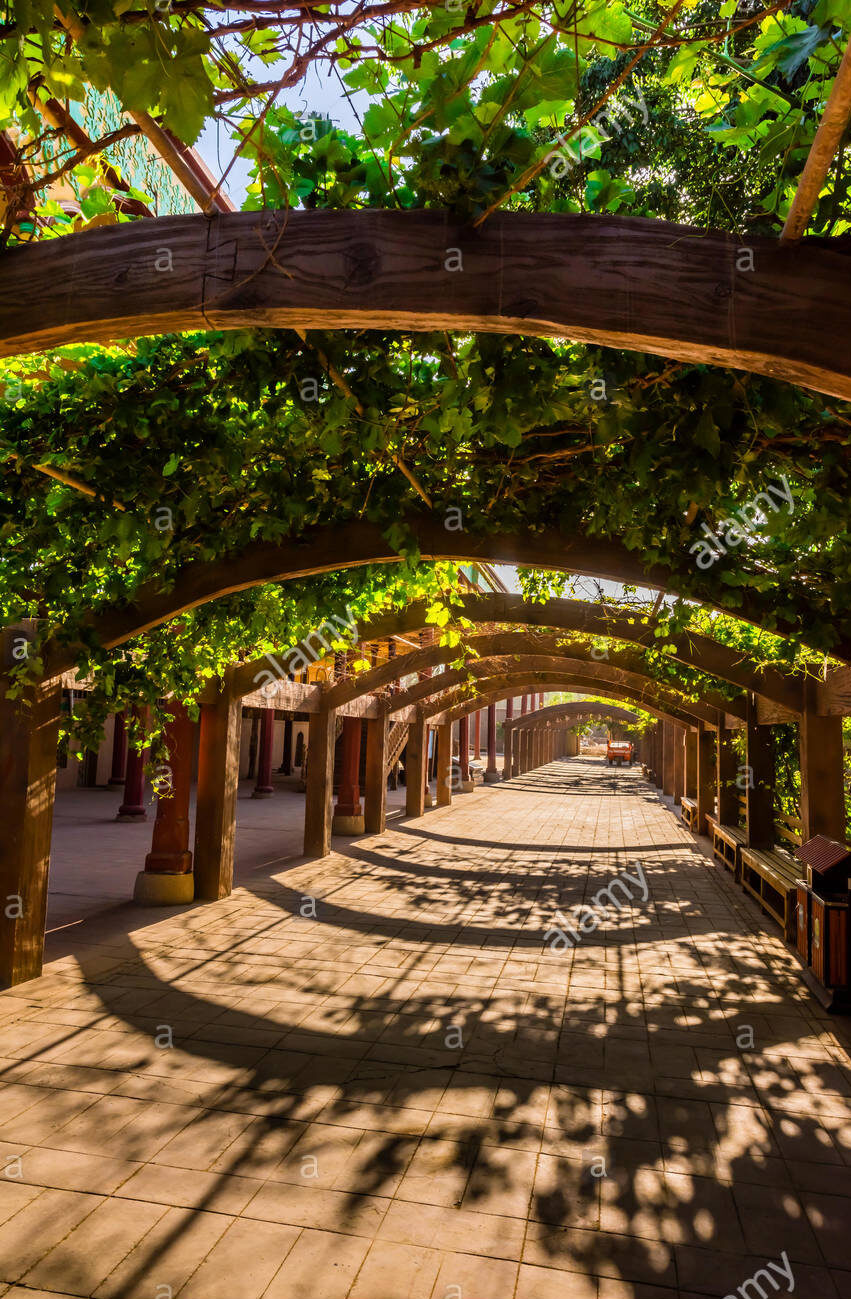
[2,757,850,1298]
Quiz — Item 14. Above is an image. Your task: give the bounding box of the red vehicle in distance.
[606,740,634,767]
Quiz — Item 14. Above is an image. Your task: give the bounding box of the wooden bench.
[738,812,803,941]
[709,819,748,877]
[740,845,800,941]
[680,796,698,832]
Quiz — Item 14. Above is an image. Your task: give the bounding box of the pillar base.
[424,788,434,807]
[144,850,192,874]
[251,788,274,799]
[116,810,147,822]
[108,777,125,786]
[133,870,194,905]
[332,813,365,835]
[484,770,500,783]
[459,779,475,793]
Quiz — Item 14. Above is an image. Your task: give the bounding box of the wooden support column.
[697,722,715,836]
[485,703,499,782]
[459,714,473,791]
[799,682,846,841]
[117,705,148,820]
[333,716,364,834]
[716,722,739,824]
[672,727,685,806]
[473,709,481,759]
[685,729,698,799]
[745,693,775,849]
[252,708,275,797]
[0,639,61,987]
[304,705,337,857]
[364,713,388,835]
[503,720,515,779]
[436,723,452,807]
[278,717,293,775]
[135,701,195,905]
[520,694,528,716]
[109,711,126,785]
[662,722,675,797]
[405,713,428,817]
[194,675,242,901]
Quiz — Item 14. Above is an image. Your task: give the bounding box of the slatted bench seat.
[709,819,747,877]
[680,796,698,832]
[740,845,799,941]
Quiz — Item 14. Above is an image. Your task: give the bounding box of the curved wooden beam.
[428,675,695,729]
[3,211,850,400]
[444,697,641,729]
[507,701,642,729]
[417,665,706,727]
[378,649,732,724]
[48,517,851,682]
[232,592,805,712]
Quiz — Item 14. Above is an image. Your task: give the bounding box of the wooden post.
[503,719,514,779]
[333,716,364,834]
[745,693,775,848]
[0,637,61,987]
[405,713,428,817]
[697,722,715,836]
[799,683,846,841]
[473,709,481,758]
[662,722,675,796]
[109,711,126,785]
[194,677,242,901]
[363,713,388,835]
[672,727,685,806]
[484,703,499,781]
[117,705,148,820]
[252,708,275,798]
[304,705,337,857]
[459,714,473,791]
[436,722,452,807]
[716,723,739,824]
[278,717,293,775]
[685,729,698,799]
[134,701,195,905]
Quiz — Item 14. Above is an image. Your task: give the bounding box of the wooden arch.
[505,701,643,730]
[67,515,851,681]
[326,636,746,722]
[419,672,701,729]
[381,656,720,727]
[3,210,850,400]
[436,694,645,730]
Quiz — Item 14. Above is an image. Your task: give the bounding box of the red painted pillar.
[135,701,195,904]
[109,711,126,786]
[252,710,275,798]
[459,714,472,790]
[333,716,365,833]
[505,698,514,721]
[117,706,147,822]
[521,695,528,716]
[485,703,499,782]
[473,710,482,758]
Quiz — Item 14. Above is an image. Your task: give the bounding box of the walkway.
[1,758,850,1299]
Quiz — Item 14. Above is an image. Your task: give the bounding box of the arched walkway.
[6,755,850,1298]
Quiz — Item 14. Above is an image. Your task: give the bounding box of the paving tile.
[22,1196,167,1295]
[176,1218,300,1299]
[262,1229,370,1299]
[5,760,849,1299]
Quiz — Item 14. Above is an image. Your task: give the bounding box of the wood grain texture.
[427,671,700,728]
[3,210,851,399]
[51,517,851,683]
[234,592,807,713]
[375,646,730,722]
